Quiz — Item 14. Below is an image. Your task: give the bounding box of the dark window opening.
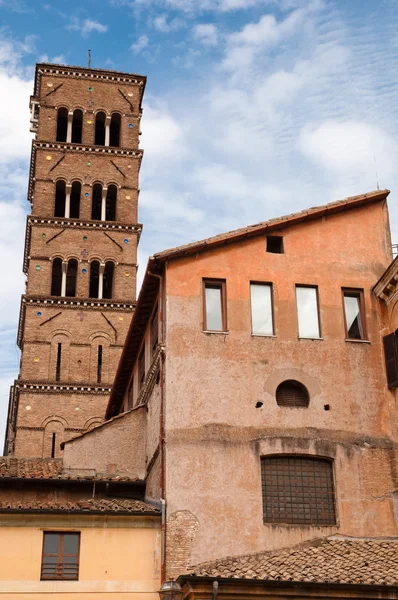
[97,345,103,384]
[261,456,336,525]
[70,181,81,218]
[127,377,134,409]
[71,109,83,144]
[151,305,159,356]
[65,259,77,297]
[51,258,63,296]
[267,236,284,254]
[95,111,106,146]
[55,343,62,382]
[138,348,145,391]
[54,180,66,217]
[109,113,121,147]
[51,433,56,458]
[106,185,117,221]
[343,289,366,340]
[103,261,114,299]
[89,260,100,298]
[41,532,80,580]
[91,183,102,220]
[203,279,227,332]
[276,380,309,408]
[383,330,398,389]
[56,108,68,142]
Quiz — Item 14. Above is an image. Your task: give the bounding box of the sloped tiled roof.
[0,497,160,515]
[0,458,141,482]
[189,537,398,585]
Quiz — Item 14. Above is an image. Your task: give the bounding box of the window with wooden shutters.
[261,456,336,525]
[276,380,309,407]
[41,532,80,580]
[383,331,398,389]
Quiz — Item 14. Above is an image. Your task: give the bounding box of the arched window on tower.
[103,261,115,299]
[71,109,83,144]
[51,258,63,296]
[65,259,78,297]
[56,107,68,142]
[91,183,102,220]
[106,185,117,221]
[109,113,121,147]
[95,111,106,146]
[89,260,100,298]
[54,180,66,217]
[70,181,81,218]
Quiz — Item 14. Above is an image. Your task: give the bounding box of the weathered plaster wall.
[163,200,398,574]
[0,513,160,598]
[63,406,146,478]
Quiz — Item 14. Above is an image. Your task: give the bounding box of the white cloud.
[67,17,108,37]
[153,13,185,32]
[39,54,66,65]
[130,34,149,53]
[193,23,218,46]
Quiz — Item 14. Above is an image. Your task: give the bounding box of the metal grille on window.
[261,456,336,525]
[276,380,309,407]
[41,532,80,580]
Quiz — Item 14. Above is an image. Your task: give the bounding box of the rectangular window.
[138,347,145,390]
[97,345,103,384]
[151,305,159,356]
[127,377,134,409]
[342,289,366,340]
[203,279,227,332]
[55,343,62,382]
[266,235,284,254]
[41,532,80,580]
[383,331,398,389]
[296,286,320,338]
[261,456,336,525]
[250,283,274,335]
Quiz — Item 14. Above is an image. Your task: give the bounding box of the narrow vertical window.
[110,113,121,147]
[56,343,62,382]
[97,345,103,384]
[71,109,83,144]
[54,180,66,217]
[383,331,398,389]
[91,183,102,220]
[95,111,106,146]
[89,260,100,298]
[296,285,320,338]
[342,289,366,340]
[51,433,56,458]
[151,305,159,356]
[65,259,78,297]
[138,347,145,391]
[51,258,63,296]
[250,283,274,335]
[41,532,80,580]
[127,377,134,409]
[203,279,227,332]
[103,261,114,299]
[106,184,117,221]
[56,108,68,142]
[70,181,81,218]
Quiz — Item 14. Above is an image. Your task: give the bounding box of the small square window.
[266,236,284,254]
[342,289,366,340]
[203,279,227,332]
[41,532,80,580]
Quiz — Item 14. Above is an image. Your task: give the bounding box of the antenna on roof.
[88,49,91,69]
[373,152,379,191]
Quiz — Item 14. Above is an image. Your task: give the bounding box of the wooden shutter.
[383,332,398,389]
[276,380,309,407]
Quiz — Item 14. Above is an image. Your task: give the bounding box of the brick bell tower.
[4,63,145,457]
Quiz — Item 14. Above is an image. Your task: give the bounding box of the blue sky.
[0,0,397,447]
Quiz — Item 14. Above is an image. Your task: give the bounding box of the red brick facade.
[4,64,146,457]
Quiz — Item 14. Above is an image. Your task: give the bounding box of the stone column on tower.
[4,63,146,458]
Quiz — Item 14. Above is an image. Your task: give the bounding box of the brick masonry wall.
[166,510,199,580]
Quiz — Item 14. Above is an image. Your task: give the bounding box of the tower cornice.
[28,141,143,202]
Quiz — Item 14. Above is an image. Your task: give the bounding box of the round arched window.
[276,380,309,408]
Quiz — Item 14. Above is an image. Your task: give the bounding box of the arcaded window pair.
[54,181,117,221]
[51,258,114,299]
[56,108,121,147]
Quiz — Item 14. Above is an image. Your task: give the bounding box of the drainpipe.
[148,268,166,581]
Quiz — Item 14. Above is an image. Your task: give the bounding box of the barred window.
[41,532,80,580]
[261,456,336,525]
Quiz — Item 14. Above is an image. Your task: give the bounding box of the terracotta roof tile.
[189,537,398,585]
[0,458,141,482]
[0,497,160,515]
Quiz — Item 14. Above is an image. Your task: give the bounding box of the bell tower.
[4,63,146,457]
